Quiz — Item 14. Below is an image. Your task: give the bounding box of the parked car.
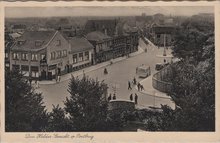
[155,63,164,71]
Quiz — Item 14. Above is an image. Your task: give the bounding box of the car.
[136,65,151,78]
[155,63,164,71]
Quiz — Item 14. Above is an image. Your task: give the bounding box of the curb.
[135,77,171,100]
[39,47,144,85]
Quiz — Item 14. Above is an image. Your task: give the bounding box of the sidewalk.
[135,75,171,99]
[39,46,144,85]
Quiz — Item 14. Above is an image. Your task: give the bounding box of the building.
[150,24,175,46]
[85,31,113,64]
[84,19,118,37]
[10,31,70,80]
[11,24,26,33]
[68,37,94,72]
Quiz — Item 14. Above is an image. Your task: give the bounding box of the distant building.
[147,24,176,46]
[86,31,113,64]
[84,19,118,37]
[10,31,70,80]
[11,24,26,33]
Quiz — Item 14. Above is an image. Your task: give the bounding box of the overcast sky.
[5,6,214,18]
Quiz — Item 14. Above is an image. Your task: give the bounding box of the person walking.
[130,93,133,101]
[133,77,137,85]
[135,93,138,104]
[35,80,39,89]
[108,94,112,101]
[128,81,132,90]
[137,82,141,91]
[29,76,32,86]
[113,94,116,100]
[140,84,144,91]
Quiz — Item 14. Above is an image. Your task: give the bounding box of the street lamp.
[163,34,167,57]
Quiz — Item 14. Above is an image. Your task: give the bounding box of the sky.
[5,6,214,18]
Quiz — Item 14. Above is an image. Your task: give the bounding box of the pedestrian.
[136,67,138,74]
[128,81,132,90]
[135,93,138,104]
[113,94,116,100]
[137,82,141,91]
[133,77,137,85]
[108,94,112,101]
[104,68,108,75]
[29,76,32,85]
[130,94,133,101]
[57,75,61,82]
[35,80,39,89]
[140,84,144,91]
[164,59,166,63]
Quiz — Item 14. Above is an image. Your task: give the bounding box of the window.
[31,66,39,77]
[13,52,19,60]
[73,54,77,64]
[22,53,28,61]
[31,53,38,61]
[12,64,20,70]
[63,50,67,57]
[56,40,61,46]
[21,65,29,76]
[31,71,39,77]
[57,51,61,58]
[41,54,46,60]
[5,52,9,59]
[78,53,83,62]
[84,51,89,61]
[51,52,56,60]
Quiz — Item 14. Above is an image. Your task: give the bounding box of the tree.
[47,104,71,132]
[64,75,108,131]
[5,69,49,132]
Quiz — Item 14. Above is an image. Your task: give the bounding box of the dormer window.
[56,40,61,46]
[17,40,25,45]
[35,40,43,47]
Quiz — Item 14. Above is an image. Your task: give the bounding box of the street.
[37,38,175,111]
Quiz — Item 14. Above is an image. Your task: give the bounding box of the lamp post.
[163,34,167,57]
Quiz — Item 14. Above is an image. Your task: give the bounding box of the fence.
[152,65,172,93]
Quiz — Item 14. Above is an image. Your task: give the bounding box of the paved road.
[38,39,175,111]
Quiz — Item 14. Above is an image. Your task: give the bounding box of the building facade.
[10,31,70,80]
[68,37,94,72]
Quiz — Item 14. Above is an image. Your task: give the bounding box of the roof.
[11,31,57,52]
[69,37,94,53]
[85,31,111,42]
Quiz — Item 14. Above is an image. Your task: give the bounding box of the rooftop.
[85,31,111,42]
[11,31,57,51]
[69,37,94,53]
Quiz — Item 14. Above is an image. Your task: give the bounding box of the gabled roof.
[11,31,57,52]
[69,37,94,53]
[85,31,111,42]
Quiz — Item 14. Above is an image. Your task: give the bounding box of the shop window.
[84,51,89,61]
[73,54,77,64]
[78,53,83,62]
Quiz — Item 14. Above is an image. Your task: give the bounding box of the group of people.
[130,93,138,104]
[107,93,116,101]
[128,77,144,91]
[27,76,40,89]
